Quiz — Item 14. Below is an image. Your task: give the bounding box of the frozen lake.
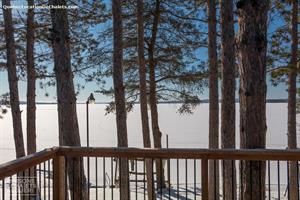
[0,103,299,163]
[0,103,299,199]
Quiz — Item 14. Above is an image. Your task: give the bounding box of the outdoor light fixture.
[87,93,96,104]
[86,92,95,199]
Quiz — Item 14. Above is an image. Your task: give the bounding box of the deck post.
[202,158,209,200]
[53,155,65,200]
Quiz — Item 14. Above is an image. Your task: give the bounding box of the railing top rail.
[0,147,58,180]
[58,146,300,161]
[1,146,300,181]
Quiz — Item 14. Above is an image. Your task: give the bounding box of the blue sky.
[0,70,289,103]
[0,0,293,103]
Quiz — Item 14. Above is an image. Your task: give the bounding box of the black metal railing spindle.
[278,160,281,200]
[185,159,188,199]
[268,160,271,200]
[103,157,106,200]
[168,158,171,200]
[95,157,98,200]
[194,159,196,200]
[48,160,50,200]
[177,158,179,200]
[111,157,113,200]
[143,159,145,200]
[135,159,138,200]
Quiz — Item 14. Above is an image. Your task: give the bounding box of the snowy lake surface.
[0,103,299,163]
[0,103,299,199]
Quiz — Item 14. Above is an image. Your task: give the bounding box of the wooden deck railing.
[0,147,300,199]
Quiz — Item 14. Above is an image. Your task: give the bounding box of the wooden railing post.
[202,158,209,200]
[53,155,65,200]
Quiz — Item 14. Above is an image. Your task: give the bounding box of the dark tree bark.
[137,0,156,199]
[148,0,166,189]
[220,0,236,199]
[288,1,298,199]
[207,0,219,199]
[26,1,38,197]
[26,0,36,155]
[237,1,269,199]
[112,0,130,199]
[2,0,26,159]
[49,0,87,199]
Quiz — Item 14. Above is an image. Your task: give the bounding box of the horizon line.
[16,99,290,105]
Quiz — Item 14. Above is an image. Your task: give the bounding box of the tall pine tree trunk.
[220,0,236,199]
[49,0,87,199]
[148,0,166,189]
[207,0,219,199]
[137,0,155,199]
[237,1,269,199]
[26,1,38,198]
[26,0,36,155]
[287,1,298,199]
[2,0,26,159]
[112,1,130,199]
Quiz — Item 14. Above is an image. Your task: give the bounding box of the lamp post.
[86,93,95,147]
[86,93,95,198]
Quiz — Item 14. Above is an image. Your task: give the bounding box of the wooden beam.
[53,155,65,200]
[58,146,300,161]
[0,147,58,180]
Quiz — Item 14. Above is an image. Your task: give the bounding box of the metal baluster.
[44,161,46,199]
[268,160,271,200]
[48,160,50,200]
[103,157,106,200]
[287,161,290,200]
[152,159,154,199]
[240,161,243,200]
[278,161,281,200]
[222,160,225,199]
[168,158,171,200]
[88,156,90,199]
[9,176,12,200]
[135,159,138,200]
[111,157,113,200]
[297,162,299,200]
[177,159,179,200]
[214,160,217,200]
[96,157,98,200]
[194,159,196,200]
[185,159,188,199]
[143,159,145,200]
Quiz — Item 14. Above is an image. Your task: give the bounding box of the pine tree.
[26,0,36,155]
[236,0,269,199]
[287,1,298,199]
[220,0,236,199]
[137,0,155,198]
[2,0,26,159]
[112,0,130,199]
[49,0,88,199]
[207,0,219,199]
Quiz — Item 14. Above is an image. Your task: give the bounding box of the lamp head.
[87,93,95,104]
